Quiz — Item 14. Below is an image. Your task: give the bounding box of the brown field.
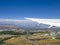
[4,35,37,45]
[0,31,60,45]
[3,35,60,45]
[38,39,60,44]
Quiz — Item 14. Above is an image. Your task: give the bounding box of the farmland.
[0,29,60,45]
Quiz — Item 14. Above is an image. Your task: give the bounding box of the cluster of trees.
[0,31,27,35]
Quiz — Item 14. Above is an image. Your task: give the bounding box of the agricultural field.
[3,35,37,45]
[0,30,60,45]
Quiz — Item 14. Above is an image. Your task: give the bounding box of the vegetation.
[0,30,60,45]
[3,36,36,45]
[56,35,60,39]
[30,31,50,34]
[0,31,27,35]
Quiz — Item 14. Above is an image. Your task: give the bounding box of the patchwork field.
[0,30,60,45]
[3,35,37,45]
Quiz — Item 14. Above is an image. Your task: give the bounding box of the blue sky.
[0,0,60,19]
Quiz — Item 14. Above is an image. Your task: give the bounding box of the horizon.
[0,18,60,21]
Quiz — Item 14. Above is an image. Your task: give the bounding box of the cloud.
[0,19,21,22]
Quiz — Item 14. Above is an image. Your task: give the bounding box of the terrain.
[0,29,60,45]
[0,20,60,45]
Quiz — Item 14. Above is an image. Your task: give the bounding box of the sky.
[0,0,60,19]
